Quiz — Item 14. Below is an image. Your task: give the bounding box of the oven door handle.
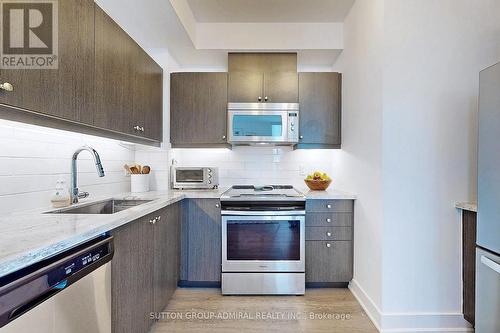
[221,210,305,216]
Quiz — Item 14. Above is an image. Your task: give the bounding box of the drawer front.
[306,199,353,213]
[305,227,352,241]
[305,241,353,283]
[306,212,353,227]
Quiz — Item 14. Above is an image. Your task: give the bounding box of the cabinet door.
[298,73,341,148]
[305,241,353,283]
[0,0,94,123]
[153,202,180,313]
[264,72,298,103]
[186,199,222,282]
[133,48,163,141]
[228,72,263,103]
[111,215,154,333]
[170,73,227,146]
[94,4,135,135]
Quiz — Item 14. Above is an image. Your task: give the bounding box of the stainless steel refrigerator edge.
[476,61,500,332]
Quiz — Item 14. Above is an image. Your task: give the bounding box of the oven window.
[176,169,203,183]
[226,220,300,260]
[232,115,283,137]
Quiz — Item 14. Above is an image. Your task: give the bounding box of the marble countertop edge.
[0,187,356,278]
[455,202,477,212]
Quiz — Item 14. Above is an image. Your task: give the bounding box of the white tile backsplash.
[171,146,340,188]
[0,120,135,214]
[0,119,341,214]
[135,145,170,191]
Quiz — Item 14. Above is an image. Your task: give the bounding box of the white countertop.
[174,187,356,200]
[0,187,356,278]
[298,187,357,200]
[0,191,184,278]
[455,202,477,212]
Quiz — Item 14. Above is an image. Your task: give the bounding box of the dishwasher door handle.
[8,281,68,321]
[481,255,500,274]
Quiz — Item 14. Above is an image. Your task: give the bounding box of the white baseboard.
[349,279,382,331]
[348,279,474,333]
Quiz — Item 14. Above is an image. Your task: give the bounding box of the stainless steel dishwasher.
[0,235,114,333]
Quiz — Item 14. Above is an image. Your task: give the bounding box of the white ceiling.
[97,0,350,69]
[186,0,355,23]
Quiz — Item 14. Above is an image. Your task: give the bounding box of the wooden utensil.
[123,164,131,174]
[129,166,140,174]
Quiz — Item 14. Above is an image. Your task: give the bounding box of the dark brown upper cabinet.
[170,72,228,148]
[228,71,298,103]
[298,72,342,149]
[0,2,163,146]
[133,47,163,141]
[228,53,298,103]
[94,5,135,135]
[0,0,95,124]
[263,72,298,103]
[94,5,163,141]
[228,53,297,72]
[228,72,263,103]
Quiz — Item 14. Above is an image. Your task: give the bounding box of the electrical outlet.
[299,165,306,176]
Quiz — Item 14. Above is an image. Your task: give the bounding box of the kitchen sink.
[45,199,154,214]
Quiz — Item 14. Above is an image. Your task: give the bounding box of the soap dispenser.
[51,179,71,208]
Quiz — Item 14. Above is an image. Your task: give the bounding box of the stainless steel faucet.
[71,146,105,204]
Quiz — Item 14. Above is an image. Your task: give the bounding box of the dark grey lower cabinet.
[305,199,354,284]
[153,203,180,313]
[181,199,222,284]
[111,213,154,333]
[111,203,181,333]
[305,241,353,283]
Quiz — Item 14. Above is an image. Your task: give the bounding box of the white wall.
[380,0,500,330]
[172,147,340,190]
[336,0,500,331]
[333,0,385,327]
[0,120,135,214]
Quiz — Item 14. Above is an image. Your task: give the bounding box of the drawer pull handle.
[326,218,332,223]
[326,232,332,237]
[326,243,331,248]
[326,204,332,209]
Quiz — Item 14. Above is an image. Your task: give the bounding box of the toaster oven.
[171,166,219,189]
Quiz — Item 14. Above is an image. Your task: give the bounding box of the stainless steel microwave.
[227,103,299,145]
[171,166,219,189]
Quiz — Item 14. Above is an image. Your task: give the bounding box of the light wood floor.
[151,288,378,333]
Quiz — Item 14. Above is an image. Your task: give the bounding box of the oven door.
[227,110,289,143]
[222,214,305,272]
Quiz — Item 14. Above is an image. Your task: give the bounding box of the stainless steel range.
[221,185,305,295]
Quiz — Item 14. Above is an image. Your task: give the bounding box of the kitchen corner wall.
[171,147,342,191]
[0,120,135,214]
[335,0,500,332]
